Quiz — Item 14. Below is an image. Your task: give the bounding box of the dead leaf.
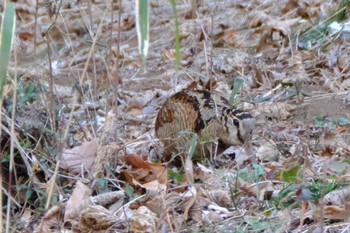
[127,90,158,109]
[141,180,167,193]
[63,186,124,231]
[202,209,224,224]
[338,49,350,73]
[259,102,295,120]
[222,28,237,43]
[204,79,217,91]
[64,181,92,220]
[130,206,158,232]
[120,154,167,184]
[320,146,333,157]
[194,163,213,181]
[207,190,232,208]
[21,208,33,226]
[161,48,176,60]
[183,81,198,91]
[248,11,270,28]
[256,30,272,53]
[256,141,279,162]
[127,108,144,116]
[129,168,153,182]
[184,157,194,184]
[89,191,125,207]
[183,190,198,221]
[18,31,35,41]
[281,0,299,14]
[142,196,166,217]
[266,18,300,36]
[323,187,350,205]
[79,205,121,231]
[314,202,350,220]
[33,205,63,233]
[60,139,98,174]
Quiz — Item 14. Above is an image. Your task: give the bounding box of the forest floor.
[3,0,350,232]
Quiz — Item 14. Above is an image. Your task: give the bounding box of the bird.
[155,89,255,165]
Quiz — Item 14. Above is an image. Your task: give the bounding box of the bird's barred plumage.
[155,89,254,163]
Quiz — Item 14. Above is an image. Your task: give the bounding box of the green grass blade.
[135,0,149,60]
[0,2,16,99]
[297,1,348,49]
[169,0,181,69]
[333,0,347,22]
[187,133,198,160]
[228,78,244,106]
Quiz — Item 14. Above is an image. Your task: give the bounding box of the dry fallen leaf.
[314,202,350,220]
[281,0,299,14]
[323,187,350,206]
[60,139,99,174]
[259,102,295,120]
[127,90,158,109]
[320,146,334,157]
[8,0,350,232]
[194,163,213,181]
[79,205,120,232]
[33,205,63,233]
[64,181,92,220]
[130,206,158,232]
[207,190,232,208]
[120,154,167,184]
[18,31,35,41]
[256,141,279,162]
[184,157,194,184]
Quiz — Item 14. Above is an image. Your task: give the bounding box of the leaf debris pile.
[3,0,350,232]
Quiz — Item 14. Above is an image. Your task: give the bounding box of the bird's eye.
[233,119,239,127]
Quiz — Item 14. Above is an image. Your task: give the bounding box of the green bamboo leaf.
[135,0,149,60]
[0,2,16,99]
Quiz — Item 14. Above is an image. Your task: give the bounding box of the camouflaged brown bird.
[155,89,255,164]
